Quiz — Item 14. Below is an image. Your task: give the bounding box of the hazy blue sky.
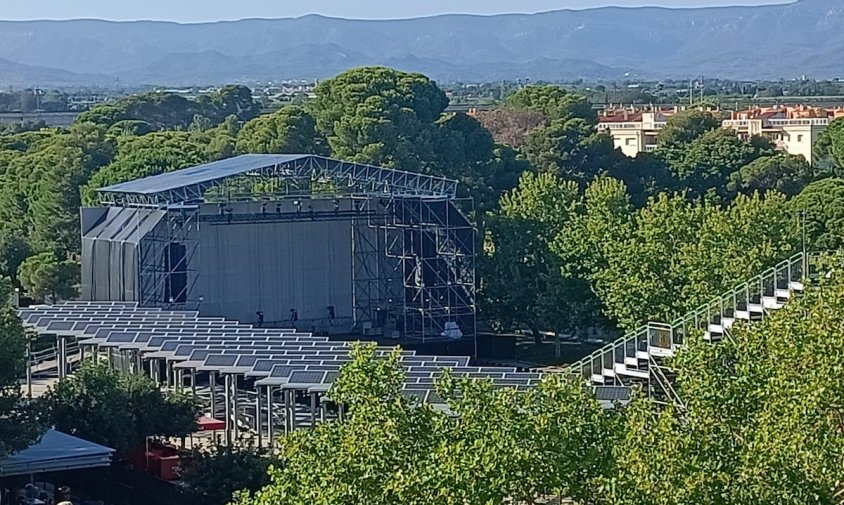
[2,0,792,22]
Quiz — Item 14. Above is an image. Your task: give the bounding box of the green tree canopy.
[505,85,595,124]
[656,109,721,148]
[182,444,278,505]
[235,343,617,505]
[791,177,844,251]
[77,86,260,131]
[659,128,773,201]
[814,116,844,170]
[18,252,79,303]
[308,67,448,171]
[523,118,624,186]
[0,307,43,457]
[236,106,328,155]
[39,360,199,457]
[606,255,844,503]
[564,182,800,330]
[483,172,600,339]
[727,153,814,198]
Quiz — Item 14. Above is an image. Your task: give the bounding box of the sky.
[1,0,793,22]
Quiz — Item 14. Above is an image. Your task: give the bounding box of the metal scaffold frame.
[138,207,201,310]
[351,196,477,343]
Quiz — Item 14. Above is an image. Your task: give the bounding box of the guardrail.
[567,251,827,407]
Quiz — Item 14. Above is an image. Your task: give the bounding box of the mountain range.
[0,0,840,87]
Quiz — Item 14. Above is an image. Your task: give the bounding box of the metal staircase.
[568,252,821,409]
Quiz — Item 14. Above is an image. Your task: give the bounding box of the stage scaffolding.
[95,155,477,343]
[137,205,201,310]
[351,196,477,343]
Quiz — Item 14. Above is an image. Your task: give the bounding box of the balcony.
[766,118,830,127]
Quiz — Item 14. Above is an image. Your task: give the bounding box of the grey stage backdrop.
[194,214,353,327]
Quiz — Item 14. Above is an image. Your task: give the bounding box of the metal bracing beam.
[98,156,459,207]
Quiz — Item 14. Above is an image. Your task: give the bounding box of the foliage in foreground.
[182,443,278,505]
[38,360,200,456]
[236,258,844,503]
[607,254,844,504]
[234,343,617,505]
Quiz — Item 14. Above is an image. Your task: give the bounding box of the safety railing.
[568,252,826,404]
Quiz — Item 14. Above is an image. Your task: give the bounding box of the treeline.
[1,67,843,341]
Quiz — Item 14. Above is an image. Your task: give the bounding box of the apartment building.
[722,106,844,164]
[598,105,844,164]
[597,109,674,157]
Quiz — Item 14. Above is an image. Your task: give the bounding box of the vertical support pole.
[135,351,143,376]
[232,375,239,441]
[283,389,291,433]
[223,374,232,446]
[58,336,67,380]
[266,385,274,447]
[153,359,161,385]
[190,368,197,400]
[107,347,113,369]
[176,369,184,392]
[25,339,32,399]
[338,403,346,422]
[255,386,262,448]
[209,372,217,418]
[310,392,317,429]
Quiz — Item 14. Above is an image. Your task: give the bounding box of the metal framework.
[137,206,201,310]
[97,155,459,207]
[93,155,474,343]
[351,196,477,343]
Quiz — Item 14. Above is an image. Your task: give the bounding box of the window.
[625,138,634,146]
[797,134,804,142]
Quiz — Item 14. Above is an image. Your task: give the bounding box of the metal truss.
[98,156,459,207]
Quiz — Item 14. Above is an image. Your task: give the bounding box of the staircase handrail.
[568,251,810,375]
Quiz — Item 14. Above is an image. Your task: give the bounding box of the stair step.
[624,356,639,367]
[603,367,616,378]
[636,351,650,360]
[735,310,751,320]
[649,346,674,358]
[708,323,724,334]
[704,332,723,342]
[722,317,735,329]
[747,304,764,313]
[762,296,784,310]
[614,363,649,379]
[591,374,605,384]
[775,289,791,299]
[789,281,804,292]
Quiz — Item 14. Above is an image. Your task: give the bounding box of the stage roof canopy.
[97,154,459,206]
[100,154,308,195]
[0,430,113,477]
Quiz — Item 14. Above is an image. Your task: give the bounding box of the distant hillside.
[0,0,840,86]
